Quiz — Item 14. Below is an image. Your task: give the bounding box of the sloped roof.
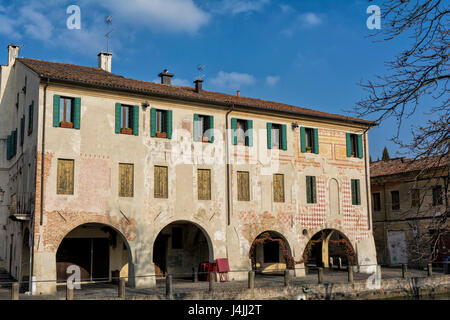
[17,57,375,126]
[370,155,450,178]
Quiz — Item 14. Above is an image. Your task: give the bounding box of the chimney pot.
[237,90,240,97]
[194,79,203,93]
[7,44,20,66]
[98,52,112,72]
[158,69,174,85]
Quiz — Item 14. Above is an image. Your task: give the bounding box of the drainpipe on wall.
[363,128,371,231]
[225,104,234,225]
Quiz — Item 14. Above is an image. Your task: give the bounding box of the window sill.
[156,132,167,138]
[120,128,133,135]
[60,122,74,128]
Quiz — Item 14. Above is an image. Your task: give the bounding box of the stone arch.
[152,220,214,278]
[55,222,134,285]
[47,213,136,253]
[302,228,356,268]
[249,230,293,272]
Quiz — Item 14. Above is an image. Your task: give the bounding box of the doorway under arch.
[249,231,293,274]
[55,223,132,284]
[153,221,213,279]
[302,229,356,269]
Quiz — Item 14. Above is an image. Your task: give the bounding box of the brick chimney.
[158,69,174,85]
[7,44,20,66]
[98,52,112,72]
[194,79,203,93]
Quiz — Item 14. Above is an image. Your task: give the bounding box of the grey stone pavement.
[0,265,441,300]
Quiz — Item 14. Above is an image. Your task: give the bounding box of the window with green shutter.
[194,114,214,143]
[306,176,317,204]
[267,123,287,150]
[301,127,319,154]
[347,133,363,158]
[231,118,253,146]
[20,116,25,146]
[53,96,80,129]
[150,108,172,139]
[351,179,361,205]
[115,103,139,136]
[28,101,34,135]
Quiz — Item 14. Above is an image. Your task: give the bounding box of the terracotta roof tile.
[17,57,375,126]
[370,155,450,178]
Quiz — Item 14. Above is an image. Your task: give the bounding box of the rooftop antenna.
[196,64,205,80]
[105,16,113,52]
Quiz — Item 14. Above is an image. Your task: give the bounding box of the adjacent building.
[371,156,449,267]
[0,44,378,295]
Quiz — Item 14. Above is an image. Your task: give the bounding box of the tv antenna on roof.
[105,16,113,52]
[196,64,205,80]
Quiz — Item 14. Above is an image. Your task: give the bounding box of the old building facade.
[371,157,449,267]
[1,44,377,295]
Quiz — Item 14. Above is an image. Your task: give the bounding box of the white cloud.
[211,0,270,15]
[281,12,323,37]
[19,5,53,41]
[211,71,256,89]
[265,75,280,86]
[0,14,21,38]
[98,0,211,34]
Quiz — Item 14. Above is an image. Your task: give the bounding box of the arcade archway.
[55,223,132,283]
[249,231,293,274]
[153,221,213,278]
[302,229,356,269]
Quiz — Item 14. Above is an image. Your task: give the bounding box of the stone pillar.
[132,259,156,288]
[356,234,378,274]
[321,238,329,268]
[33,251,57,295]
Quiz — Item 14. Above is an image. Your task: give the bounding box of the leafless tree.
[356,0,449,161]
[357,0,449,266]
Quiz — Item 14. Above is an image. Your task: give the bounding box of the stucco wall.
[1,59,378,294]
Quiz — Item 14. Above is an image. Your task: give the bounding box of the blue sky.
[0,0,429,160]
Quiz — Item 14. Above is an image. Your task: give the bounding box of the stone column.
[33,251,57,295]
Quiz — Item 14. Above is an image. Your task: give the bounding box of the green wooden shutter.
[166,110,173,139]
[306,176,311,203]
[208,115,214,142]
[193,114,199,141]
[312,176,317,203]
[267,123,272,149]
[6,135,11,160]
[231,118,237,145]
[53,95,60,127]
[133,105,139,136]
[115,103,121,133]
[150,108,156,137]
[346,133,351,157]
[20,116,25,146]
[73,98,81,129]
[313,128,319,154]
[28,101,34,135]
[246,120,253,147]
[281,124,287,150]
[356,179,361,205]
[300,126,306,153]
[12,129,17,157]
[351,180,357,205]
[357,134,363,159]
